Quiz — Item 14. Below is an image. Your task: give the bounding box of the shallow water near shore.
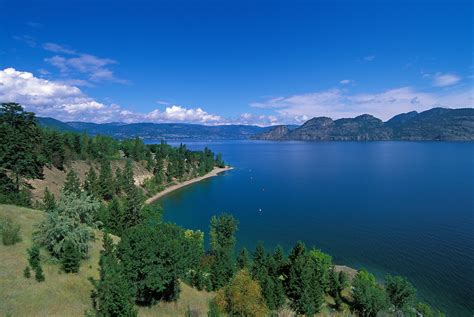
[153,141,473,316]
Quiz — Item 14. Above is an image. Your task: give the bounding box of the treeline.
[0,103,225,206]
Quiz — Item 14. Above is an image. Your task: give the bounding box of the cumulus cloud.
[0,68,225,124]
[432,73,461,87]
[339,79,353,85]
[251,86,473,122]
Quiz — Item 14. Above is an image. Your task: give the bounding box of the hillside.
[0,204,215,317]
[252,107,474,141]
[38,118,272,140]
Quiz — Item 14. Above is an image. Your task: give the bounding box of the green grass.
[0,204,214,317]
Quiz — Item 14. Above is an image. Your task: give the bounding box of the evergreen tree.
[251,242,276,310]
[61,239,81,273]
[286,241,324,315]
[104,197,124,235]
[352,270,389,317]
[122,186,144,229]
[83,166,99,197]
[98,160,114,200]
[42,187,56,212]
[0,103,44,192]
[27,244,41,269]
[90,234,137,317]
[237,247,250,270]
[385,275,417,316]
[122,159,135,194]
[209,214,238,290]
[63,169,81,195]
[35,264,45,282]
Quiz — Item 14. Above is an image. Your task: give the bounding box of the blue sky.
[0,0,472,125]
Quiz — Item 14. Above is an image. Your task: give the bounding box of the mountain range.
[37,107,474,141]
[252,108,474,141]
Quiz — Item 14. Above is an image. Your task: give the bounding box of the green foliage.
[209,214,238,290]
[207,299,221,317]
[98,160,114,201]
[0,103,44,194]
[35,192,97,259]
[237,247,250,270]
[118,223,201,305]
[385,275,417,314]
[42,187,56,212]
[352,269,389,317]
[83,167,99,198]
[309,248,332,293]
[42,129,65,170]
[63,169,81,195]
[214,270,268,317]
[23,266,31,278]
[61,238,81,273]
[27,244,41,269]
[0,216,21,245]
[286,241,325,315]
[89,234,137,317]
[35,264,45,282]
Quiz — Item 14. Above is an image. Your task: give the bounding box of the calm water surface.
[154,141,473,316]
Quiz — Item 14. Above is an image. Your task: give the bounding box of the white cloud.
[0,68,225,124]
[363,55,375,62]
[432,73,461,87]
[251,86,473,122]
[43,43,76,55]
[339,79,353,85]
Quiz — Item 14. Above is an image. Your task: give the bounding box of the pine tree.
[237,247,250,270]
[209,214,238,290]
[27,244,41,269]
[90,234,137,316]
[63,169,81,195]
[98,160,114,200]
[42,187,56,212]
[105,197,124,234]
[122,159,135,194]
[61,239,81,273]
[83,166,99,197]
[122,186,144,229]
[35,264,45,282]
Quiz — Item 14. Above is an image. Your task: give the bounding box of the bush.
[35,265,45,282]
[23,266,31,278]
[0,217,21,245]
[27,245,41,269]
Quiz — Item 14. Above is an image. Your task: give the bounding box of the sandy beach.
[145,166,233,204]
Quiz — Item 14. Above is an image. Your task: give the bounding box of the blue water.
[156,141,474,316]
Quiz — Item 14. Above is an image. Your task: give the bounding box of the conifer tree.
[83,166,99,197]
[90,234,137,316]
[35,264,45,282]
[98,160,114,200]
[42,187,56,212]
[63,169,81,195]
[27,244,41,269]
[237,247,250,270]
[209,214,238,290]
[122,185,144,229]
[61,239,81,273]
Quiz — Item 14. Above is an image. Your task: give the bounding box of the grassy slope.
[0,204,214,317]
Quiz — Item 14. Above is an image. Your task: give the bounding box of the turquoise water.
[156,141,473,316]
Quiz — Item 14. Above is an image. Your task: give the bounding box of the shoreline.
[145,166,233,204]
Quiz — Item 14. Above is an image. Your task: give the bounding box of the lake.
[155,141,473,316]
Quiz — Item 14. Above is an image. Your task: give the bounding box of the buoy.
[259,208,262,212]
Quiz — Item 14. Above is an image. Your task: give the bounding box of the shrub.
[27,244,41,269]
[0,216,21,245]
[23,266,31,278]
[35,265,45,282]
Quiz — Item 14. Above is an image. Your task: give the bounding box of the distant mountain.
[37,117,78,132]
[37,118,275,140]
[252,108,474,141]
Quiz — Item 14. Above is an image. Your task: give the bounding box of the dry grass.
[0,204,215,317]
